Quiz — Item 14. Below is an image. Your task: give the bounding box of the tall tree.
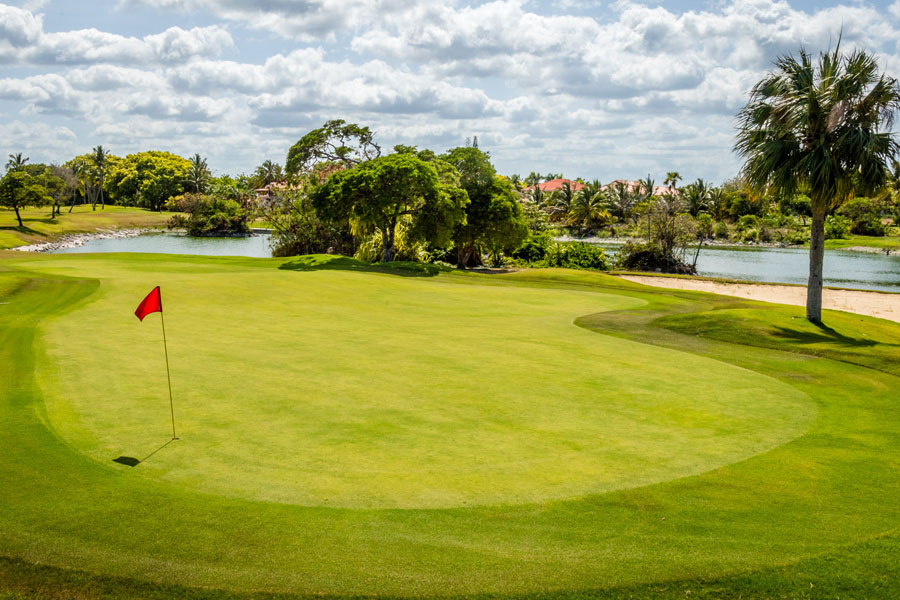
[68,159,85,212]
[286,120,380,176]
[91,145,109,210]
[312,153,467,262]
[736,46,900,322]
[0,171,52,227]
[441,146,527,267]
[106,151,191,211]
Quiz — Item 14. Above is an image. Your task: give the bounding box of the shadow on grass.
[0,225,46,236]
[112,438,177,468]
[771,321,895,348]
[278,255,448,277]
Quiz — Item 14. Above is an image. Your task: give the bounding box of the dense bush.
[510,232,551,263]
[696,213,714,239]
[824,215,852,239]
[512,241,608,270]
[167,193,251,236]
[736,214,759,232]
[838,198,886,236]
[546,242,609,270]
[740,228,760,243]
[615,241,696,274]
[714,221,729,239]
[852,216,886,236]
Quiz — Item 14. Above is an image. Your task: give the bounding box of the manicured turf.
[823,231,900,250]
[0,205,171,249]
[1,252,899,598]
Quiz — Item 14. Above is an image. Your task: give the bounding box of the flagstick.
[159,299,177,440]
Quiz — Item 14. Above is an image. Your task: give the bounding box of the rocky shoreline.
[10,228,169,253]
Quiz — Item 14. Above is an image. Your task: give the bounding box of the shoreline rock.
[10,228,172,253]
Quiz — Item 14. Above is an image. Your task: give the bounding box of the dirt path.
[617,275,900,323]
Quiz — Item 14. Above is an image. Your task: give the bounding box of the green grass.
[1,253,899,597]
[0,205,171,249]
[823,232,900,250]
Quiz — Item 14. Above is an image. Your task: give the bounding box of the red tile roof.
[523,178,585,193]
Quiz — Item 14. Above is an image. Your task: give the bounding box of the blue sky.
[3,0,900,183]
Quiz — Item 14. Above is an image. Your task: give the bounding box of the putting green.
[3,252,900,597]
[36,256,813,508]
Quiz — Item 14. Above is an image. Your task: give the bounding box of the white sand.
[617,275,900,323]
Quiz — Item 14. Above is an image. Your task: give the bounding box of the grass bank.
[0,205,171,249]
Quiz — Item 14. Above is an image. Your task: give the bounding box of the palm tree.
[569,188,611,234]
[706,187,728,222]
[188,153,211,193]
[252,160,284,188]
[736,46,900,322]
[608,180,637,225]
[6,153,28,172]
[91,145,109,210]
[682,178,710,217]
[547,181,577,223]
[886,158,900,195]
[637,174,655,238]
[69,160,86,212]
[664,171,682,189]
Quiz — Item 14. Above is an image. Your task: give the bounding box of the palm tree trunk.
[806,205,826,323]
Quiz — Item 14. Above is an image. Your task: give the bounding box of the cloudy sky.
[2,0,900,183]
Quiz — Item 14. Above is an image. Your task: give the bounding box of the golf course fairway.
[1,252,899,598]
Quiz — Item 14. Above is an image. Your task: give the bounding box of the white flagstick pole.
[158,289,177,440]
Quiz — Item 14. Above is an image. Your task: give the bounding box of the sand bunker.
[617,275,900,323]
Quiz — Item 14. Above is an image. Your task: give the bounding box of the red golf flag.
[135,286,162,321]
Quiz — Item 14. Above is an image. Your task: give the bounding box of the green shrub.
[615,241,695,274]
[740,228,760,243]
[696,214,714,239]
[512,241,608,271]
[825,215,851,239]
[551,242,609,270]
[511,232,551,263]
[167,193,251,236]
[736,214,759,232]
[714,221,729,239]
[838,198,886,236]
[853,216,886,236]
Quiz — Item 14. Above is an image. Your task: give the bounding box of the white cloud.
[0,119,79,162]
[119,0,423,42]
[2,0,900,182]
[890,0,900,19]
[0,5,233,66]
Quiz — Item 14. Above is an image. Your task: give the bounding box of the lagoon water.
[52,233,900,293]
[52,232,274,258]
[590,242,900,293]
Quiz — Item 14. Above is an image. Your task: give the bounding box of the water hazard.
[51,233,900,293]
